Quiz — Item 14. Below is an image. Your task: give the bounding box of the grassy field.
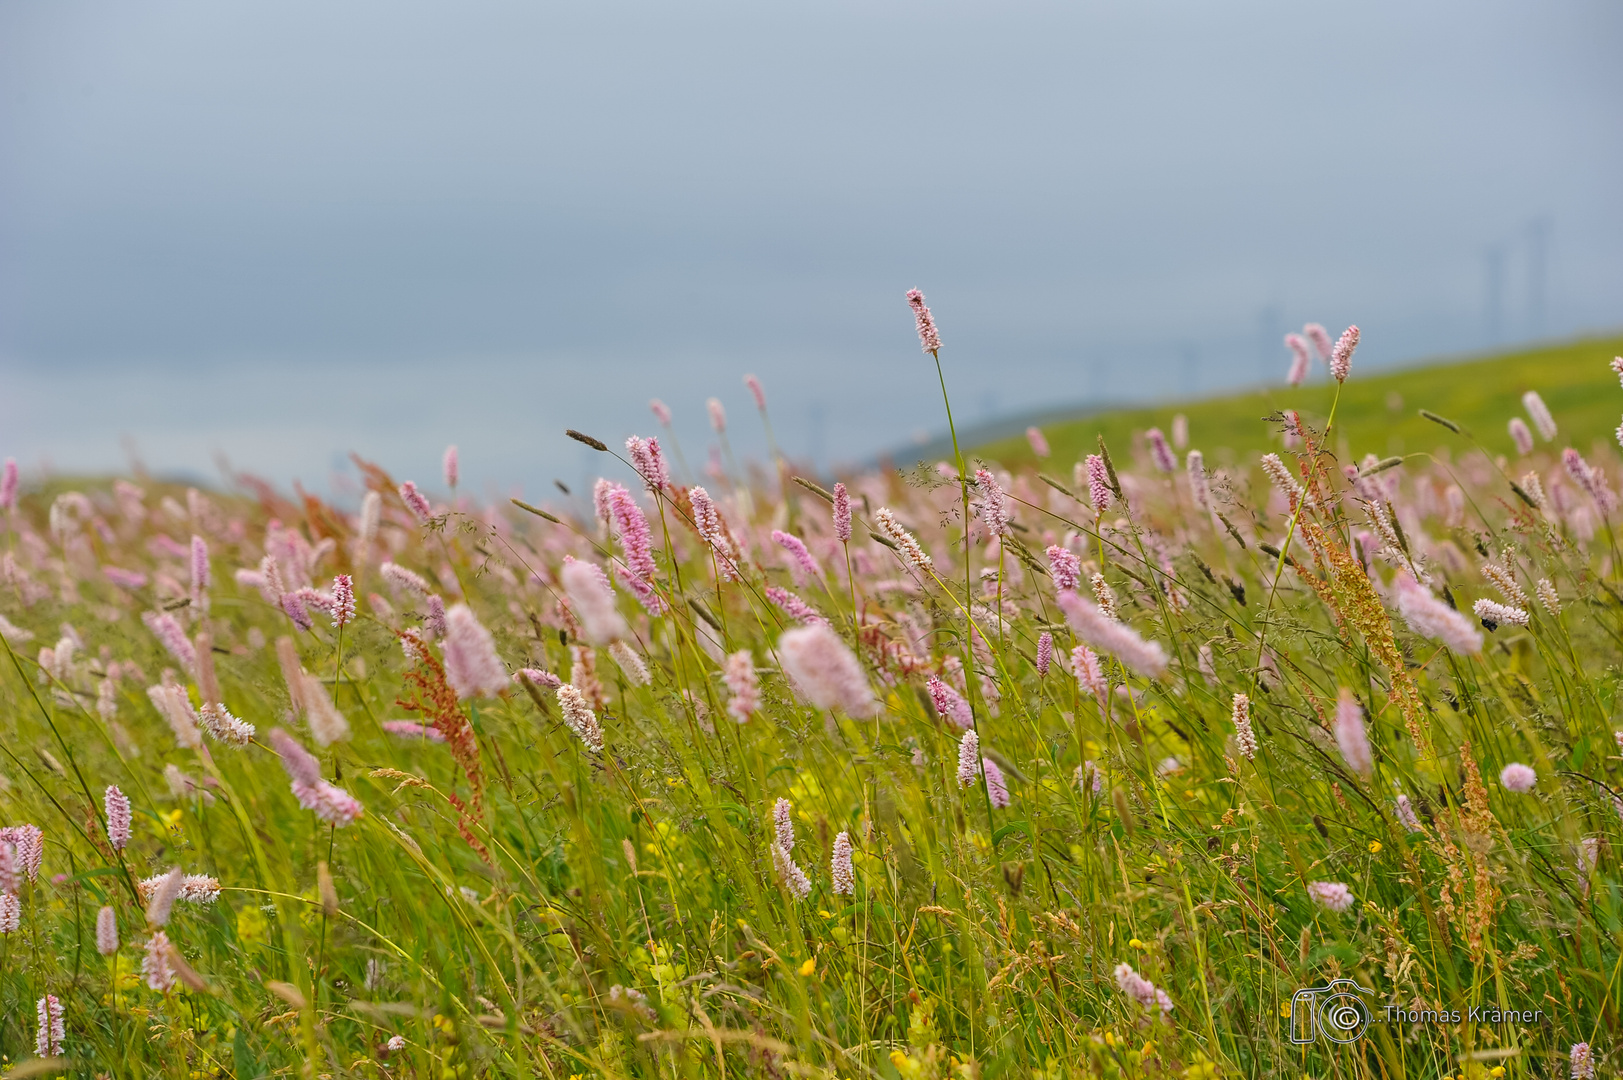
[0,314,1621,1078]
[978,335,1623,473]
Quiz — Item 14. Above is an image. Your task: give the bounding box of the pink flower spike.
[1334,688,1372,776]
[1308,880,1354,912]
[514,667,562,690]
[906,289,942,353]
[1146,428,1176,473]
[776,623,876,717]
[1612,357,1623,387]
[771,529,821,581]
[832,482,852,543]
[142,611,197,673]
[1285,333,1311,386]
[956,730,980,788]
[1085,454,1112,511]
[190,535,210,615]
[399,481,433,523]
[765,585,827,626]
[723,650,759,721]
[1046,545,1081,591]
[926,675,973,730]
[36,993,63,1057]
[330,575,355,629]
[381,720,446,742]
[1500,762,1537,793]
[442,604,509,699]
[105,785,131,850]
[0,459,16,511]
[1522,391,1557,441]
[443,445,459,489]
[982,758,1010,808]
[96,905,118,955]
[973,469,1010,536]
[1330,325,1359,382]
[650,398,672,425]
[744,373,766,411]
[1055,590,1168,678]
[1508,418,1534,456]
[561,557,628,645]
[268,727,323,788]
[626,436,670,490]
[1303,323,1333,363]
[1036,632,1053,676]
[707,398,727,434]
[1026,426,1050,458]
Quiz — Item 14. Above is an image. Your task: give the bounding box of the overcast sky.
[2,1,1620,502]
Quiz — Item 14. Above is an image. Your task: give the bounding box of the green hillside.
[976,334,1623,473]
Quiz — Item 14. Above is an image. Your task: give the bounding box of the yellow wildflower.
[1368,840,1382,854]
[798,957,816,976]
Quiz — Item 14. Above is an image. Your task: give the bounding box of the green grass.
[977,335,1623,472]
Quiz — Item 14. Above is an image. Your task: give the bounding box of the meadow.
[0,299,1620,1080]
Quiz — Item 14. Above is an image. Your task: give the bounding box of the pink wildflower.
[765,585,827,626]
[1308,881,1354,912]
[1036,631,1053,676]
[189,535,210,615]
[1,826,43,882]
[103,566,148,589]
[773,798,795,851]
[1186,450,1211,510]
[608,641,650,685]
[1334,688,1372,776]
[269,727,365,826]
[649,398,672,425]
[906,288,941,353]
[1073,645,1108,709]
[330,574,355,629]
[36,994,63,1057]
[1026,426,1050,458]
[955,729,980,788]
[926,675,973,729]
[1232,693,1256,761]
[142,611,197,673]
[873,507,932,571]
[96,905,118,955]
[1394,574,1483,655]
[1395,794,1422,832]
[142,930,176,991]
[1146,428,1176,473]
[707,397,727,434]
[442,604,508,699]
[1473,598,1529,629]
[1055,590,1168,678]
[557,684,605,752]
[381,561,431,596]
[0,842,15,895]
[1522,390,1557,441]
[1500,762,1537,793]
[105,785,131,850]
[1260,453,1307,511]
[771,529,822,581]
[605,483,664,613]
[1563,448,1617,513]
[0,893,17,934]
[745,373,767,411]
[771,842,812,900]
[776,623,876,717]
[830,831,854,895]
[832,482,851,542]
[0,459,16,511]
[1085,454,1112,510]
[723,650,759,721]
[1508,417,1534,456]
[382,720,446,742]
[982,757,1010,808]
[147,683,202,749]
[1329,325,1358,382]
[145,866,185,927]
[626,435,669,490]
[1284,332,1311,385]
[561,557,628,645]
[198,702,256,747]
[1303,322,1332,362]
[514,668,562,689]
[1114,962,1173,1016]
[443,444,459,488]
[973,469,1010,536]
[1047,545,1081,591]
[399,481,433,523]
[1571,1042,1594,1080]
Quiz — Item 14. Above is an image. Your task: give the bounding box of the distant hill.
[885,335,1623,476]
